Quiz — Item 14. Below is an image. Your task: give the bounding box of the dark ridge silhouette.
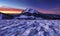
[2,14,14,19]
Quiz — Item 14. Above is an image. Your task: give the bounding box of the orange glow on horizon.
[0,11,22,14]
[0,7,23,14]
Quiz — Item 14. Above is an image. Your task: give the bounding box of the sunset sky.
[0,0,60,14]
[0,7,23,14]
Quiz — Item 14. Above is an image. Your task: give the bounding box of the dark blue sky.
[0,0,60,14]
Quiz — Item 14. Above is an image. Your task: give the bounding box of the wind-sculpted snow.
[0,20,60,36]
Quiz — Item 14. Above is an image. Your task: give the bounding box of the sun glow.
[0,11,22,14]
[0,7,23,14]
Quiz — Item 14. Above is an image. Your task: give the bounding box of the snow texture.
[0,20,60,36]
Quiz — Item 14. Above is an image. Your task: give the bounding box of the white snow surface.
[0,20,60,36]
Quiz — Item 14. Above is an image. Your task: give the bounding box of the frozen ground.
[0,20,60,36]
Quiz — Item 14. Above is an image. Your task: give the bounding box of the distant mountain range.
[0,8,60,19]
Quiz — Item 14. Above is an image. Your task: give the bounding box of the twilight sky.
[0,0,60,14]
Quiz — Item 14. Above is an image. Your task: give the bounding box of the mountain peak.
[23,8,40,14]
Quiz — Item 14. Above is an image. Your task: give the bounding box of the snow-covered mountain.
[15,8,60,19]
[15,8,43,19]
[0,8,60,19]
